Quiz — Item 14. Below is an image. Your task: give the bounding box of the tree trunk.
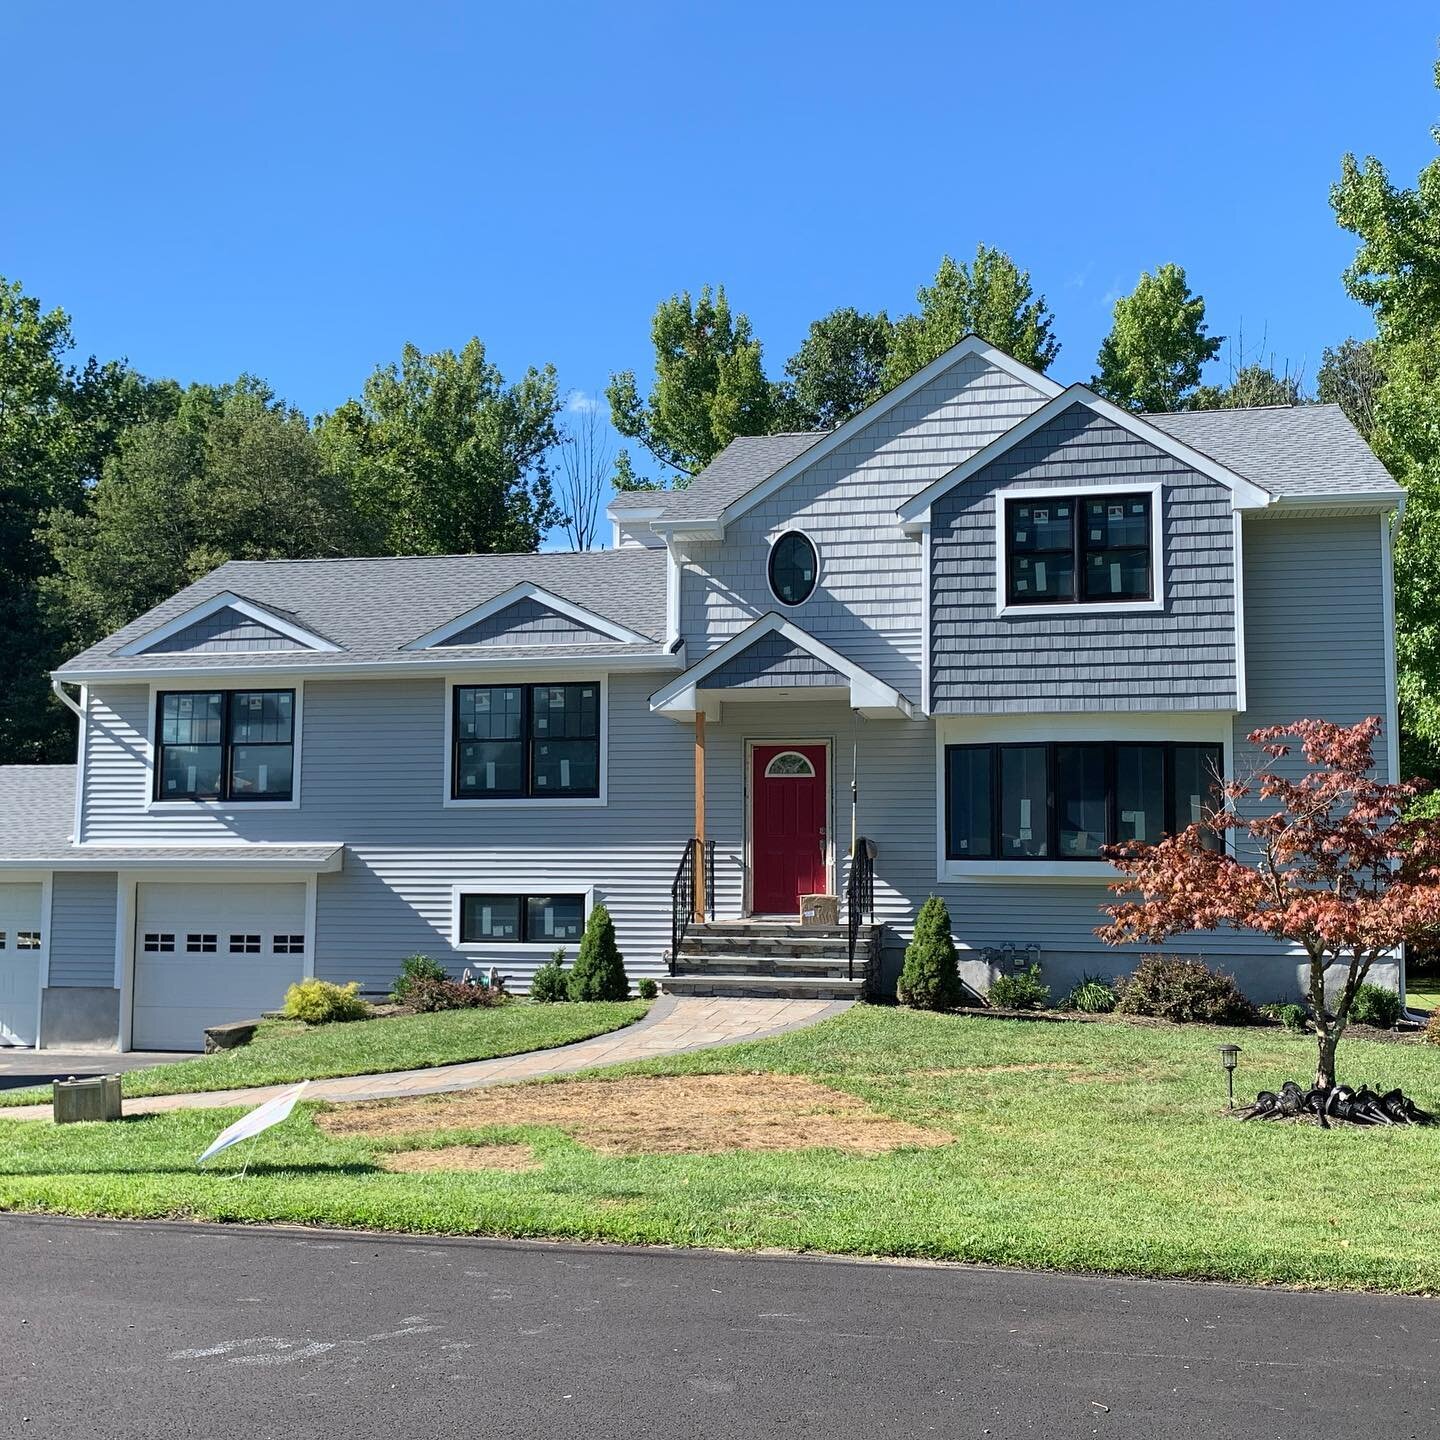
[1315,1029,1339,1091]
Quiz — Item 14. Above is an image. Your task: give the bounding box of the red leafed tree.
[1098,717,1440,1089]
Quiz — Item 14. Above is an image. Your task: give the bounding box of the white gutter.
[52,649,686,686]
[51,679,84,719]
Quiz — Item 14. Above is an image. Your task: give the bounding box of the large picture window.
[1004,492,1154,606]
[459,892,587,944]
[944,741,1223,862]
[156,690,295,801]
[452,683,600,800]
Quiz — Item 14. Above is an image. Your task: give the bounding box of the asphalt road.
[3,1215,1435,1439]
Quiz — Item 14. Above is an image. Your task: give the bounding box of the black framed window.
[945,741,1223,861]
[1004,493,1154,606]
[453,684,600,799]
[156,690,294,801]
[459,892,586,944]
[768,532,819,606]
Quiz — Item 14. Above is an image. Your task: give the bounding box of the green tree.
[1189,363,1305,411]
[319,339,562,555]
[606,285,773,482]
[1317,337,1386,435]
[774,306,892,430]
[0,279,170,761]
[1092,264,1222,412]
[45,379,357,647]
[1331,60,1440,772]
[567,903,629,1001]
[896,896,962,1010]
[883,246,1059,389]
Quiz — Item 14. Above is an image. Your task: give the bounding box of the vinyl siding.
[680,352,1051,697]
[436,597,606,646]
[48,871,117,988]
[929,404,1238,713]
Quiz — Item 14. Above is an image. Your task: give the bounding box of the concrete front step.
[662,973,866,1001]
[675,953,870,980]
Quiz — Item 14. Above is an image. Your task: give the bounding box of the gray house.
[0,337,1403,1050]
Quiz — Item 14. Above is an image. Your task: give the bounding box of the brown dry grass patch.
[378,1143,539,1174]
[319,1073,949,1157]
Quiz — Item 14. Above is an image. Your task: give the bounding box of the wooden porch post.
[693,710,706,921]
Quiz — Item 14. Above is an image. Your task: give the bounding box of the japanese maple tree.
[1098,717,1440,1089]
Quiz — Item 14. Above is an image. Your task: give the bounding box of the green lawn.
[3,1006,1440,1292]
[1407,975,1440,1013]
[0,1001,648,1105]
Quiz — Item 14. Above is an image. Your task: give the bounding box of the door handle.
[819,825,828,858]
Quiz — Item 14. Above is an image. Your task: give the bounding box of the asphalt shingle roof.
[1144,404,1400,499]
[655,433,825,523]
[0,766,75,857]
[57,548,670,676]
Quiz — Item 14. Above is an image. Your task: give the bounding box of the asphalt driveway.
[3,1215,1435,1439]
[0,1048,178,1092]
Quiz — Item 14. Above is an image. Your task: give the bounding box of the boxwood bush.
[1349,982,1403,1030]
[1114,955,1254,1025]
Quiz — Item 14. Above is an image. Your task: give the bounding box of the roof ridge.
[221,548,645,567]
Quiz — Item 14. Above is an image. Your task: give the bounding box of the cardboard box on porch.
[800,893,839,926]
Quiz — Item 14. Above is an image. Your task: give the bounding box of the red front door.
[750,744,828,915]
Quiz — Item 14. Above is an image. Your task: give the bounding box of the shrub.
[1350,982,1404,1030]
[637,978,659,1000]
[406,975,507,1013]
[1425,1010,1440,1047]
[1259,1001,1309,1034]
[1061,973,1117,1014]
[897,896,962,1010]
[529,950,570,1004]
[989,963,1051,1011]
[1114,955,1255,1025]
[391,954,449,1004]
[568,904,629,1001]
[283,978,369,1024]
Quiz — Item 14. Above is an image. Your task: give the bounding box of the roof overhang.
[649,614,913,722]
[896,385,1275,536]
[114,592,341,657]
[52,649,686,685]
[403,581,654,650]
[1253,492,1405,519]
[650,336,1065,541]
[0,843,346,873]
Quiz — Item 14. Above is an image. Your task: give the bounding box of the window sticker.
[1111,562,1123,592]
[1033,508,1048,523]
[1091,528,1103,541]
[485,761,496,789]
[1108,504,1124,519]
[1014,529,1027,542]
[560,759,571,787]
[1034,561,1047,590]
[1057,505,1069,518]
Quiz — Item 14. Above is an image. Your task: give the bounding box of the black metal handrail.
[669,838,716,974]
[846,838,876,980]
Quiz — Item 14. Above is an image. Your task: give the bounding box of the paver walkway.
[5,996,851,1121]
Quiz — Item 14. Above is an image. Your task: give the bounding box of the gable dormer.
[405,581,655,651]
[115,592,340,657]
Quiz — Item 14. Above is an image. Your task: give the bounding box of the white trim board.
[404,581,654,650]
[898,384,1273,535]
[649,612,914,721]
[650,336,1066,540]
[116,592,340,657]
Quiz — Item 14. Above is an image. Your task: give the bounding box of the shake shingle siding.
[435,597,606,647]
[48,871,117,988]
[929,404,1238,713]
[680,353,1051,697]
[706,634,843,689]
[144,606,304,653]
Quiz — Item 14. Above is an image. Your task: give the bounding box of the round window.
[768,532,818,606]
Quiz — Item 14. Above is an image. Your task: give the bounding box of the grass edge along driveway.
[0,1000,650,1105]
[3,1007,1440,1293]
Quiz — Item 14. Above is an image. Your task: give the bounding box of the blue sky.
[5,2,1438,504]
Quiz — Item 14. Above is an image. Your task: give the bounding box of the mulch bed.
[947,1005,1429,1044]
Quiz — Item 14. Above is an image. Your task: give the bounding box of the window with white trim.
[186,933,218,954]
[944,741,1223,861]
[1004,493,1153,605]
[229,933,261,954]
[273,934,305,954]
[452,684,600,800]
[459,892,586,944]
[16,930,41,950]
[143,932,175,953]
[156,689,295,801]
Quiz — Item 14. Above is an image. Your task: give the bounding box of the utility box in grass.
[53,1074,122,1124]
[800,893,839,926]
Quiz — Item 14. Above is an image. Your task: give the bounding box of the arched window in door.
[764,750,816,779]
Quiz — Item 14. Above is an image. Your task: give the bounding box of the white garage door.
[0,882,43,1047]
[133,882,307,1051]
